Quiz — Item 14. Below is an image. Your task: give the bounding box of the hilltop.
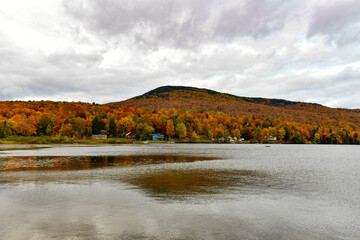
[109,86,360,131]
[132,85,308,107]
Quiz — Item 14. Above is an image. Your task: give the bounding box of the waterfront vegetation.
[0,136,244,145]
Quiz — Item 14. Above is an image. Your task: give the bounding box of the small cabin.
[152,133,165,141]
[267,136,277,141]
[92,134,107,140]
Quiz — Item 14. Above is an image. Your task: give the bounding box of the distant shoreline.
[0,136,356,145]
[0,136,248,145]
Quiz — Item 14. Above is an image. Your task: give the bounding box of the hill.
[0,96,359,144]
[109,86,360,131]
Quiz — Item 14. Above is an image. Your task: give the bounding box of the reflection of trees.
[0,155,218,171]
[124,169,270,200]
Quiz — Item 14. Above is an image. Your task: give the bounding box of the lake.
[0,144,359,240]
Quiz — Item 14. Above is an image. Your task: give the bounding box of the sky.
[0,0,359,108]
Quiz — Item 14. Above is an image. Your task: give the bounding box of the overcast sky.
[0,0,359,108]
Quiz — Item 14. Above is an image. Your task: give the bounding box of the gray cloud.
[48,48,103,68]
[62,0,301,48]
[307,0,360,46]
[214,0,298,40]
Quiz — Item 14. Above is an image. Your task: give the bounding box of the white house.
[267,136,277,141]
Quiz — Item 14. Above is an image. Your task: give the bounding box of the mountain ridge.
[109,85,360,131]
[133,85,323,108]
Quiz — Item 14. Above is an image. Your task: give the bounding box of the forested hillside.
[0,100,359,144]
[110,86,360,131]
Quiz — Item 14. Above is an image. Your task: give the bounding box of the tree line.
[0,101,359,144]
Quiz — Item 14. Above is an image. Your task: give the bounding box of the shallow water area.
[0,144,359,239]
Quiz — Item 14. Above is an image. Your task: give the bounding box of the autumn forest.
[0,86,359,144]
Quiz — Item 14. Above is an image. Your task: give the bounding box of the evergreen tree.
[0,121,12,138]
[37,115,53,136]
[354,133,359,144]
[108,116,117,137]
[92,116,101,135]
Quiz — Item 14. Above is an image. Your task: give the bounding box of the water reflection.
[0,155,218,171]
[0,154,282,201]
[124,168,271,200]
[0,145,48,151]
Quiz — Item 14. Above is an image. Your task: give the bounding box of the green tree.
[92,116,102,135]
[108,116,117,137]
[341,129,350,144]
[195,120,203,135]
[207,130,213,140]
[293,131,303,144]
[36,114,53,136]
[310,126,319,139]
[46,125,53,136]
[253,127,262,143]
[175,123,187,139]
[0,121,12,138]
[354,133,360,144]
[136,123,154,140]
[313,133,321,144]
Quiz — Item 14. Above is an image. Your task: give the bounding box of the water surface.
[0,144,359,239]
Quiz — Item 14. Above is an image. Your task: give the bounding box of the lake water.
[0,144,359,240]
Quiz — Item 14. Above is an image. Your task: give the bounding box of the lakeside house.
[92,134,107,140]
[152,133,165,141]
[267,136,277,141]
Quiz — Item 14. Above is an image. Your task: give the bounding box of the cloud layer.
[0,0,359,108]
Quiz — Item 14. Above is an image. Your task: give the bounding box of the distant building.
[227,136,235,142]
[152,133,165,141]
[267,136,277,141]
[125,132,136,139]
[92,134,107,140]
